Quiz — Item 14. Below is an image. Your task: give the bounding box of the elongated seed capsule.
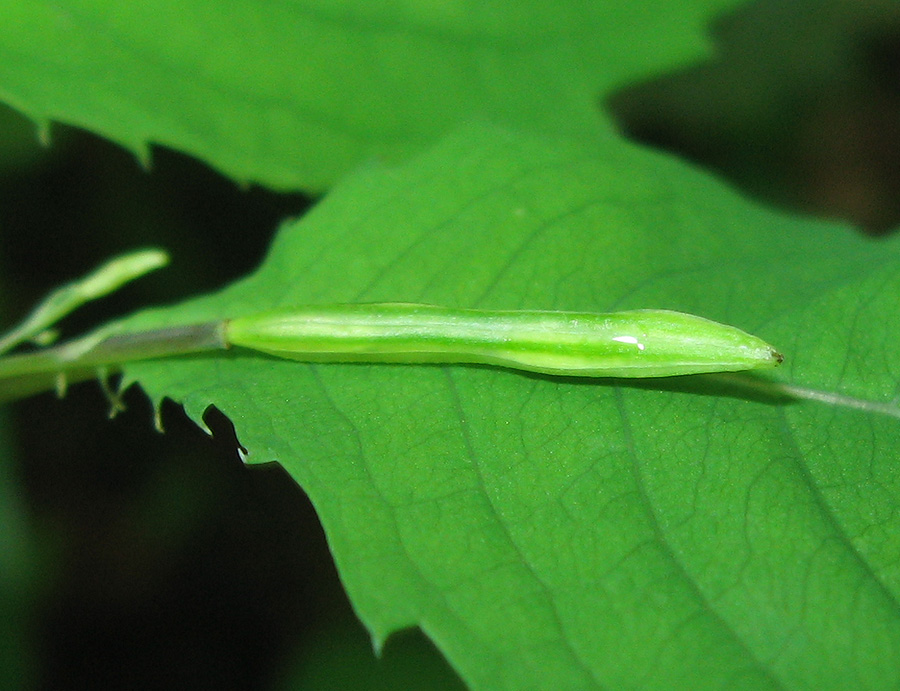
[224,303,782,378]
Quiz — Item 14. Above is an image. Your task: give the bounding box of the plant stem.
[0,321,227,382]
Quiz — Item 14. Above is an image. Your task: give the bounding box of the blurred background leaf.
[0,0,742,190]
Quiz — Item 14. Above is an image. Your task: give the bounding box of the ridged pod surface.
[226,303,782,378]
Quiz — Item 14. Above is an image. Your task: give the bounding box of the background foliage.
[2,0,900,688]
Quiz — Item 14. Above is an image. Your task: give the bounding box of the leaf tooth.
[33,117,52,147]
[133,141,153,171]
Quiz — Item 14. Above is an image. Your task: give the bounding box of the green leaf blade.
[111,126,900,688]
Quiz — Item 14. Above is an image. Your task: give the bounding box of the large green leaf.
[0,0,741,190]
[112,125,900,689]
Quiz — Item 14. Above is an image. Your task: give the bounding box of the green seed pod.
[225,303,782,378]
